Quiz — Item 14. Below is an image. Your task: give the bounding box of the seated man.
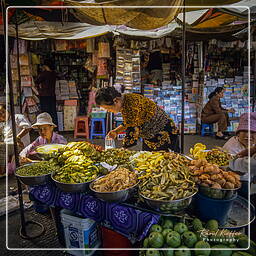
[20,112,67,163]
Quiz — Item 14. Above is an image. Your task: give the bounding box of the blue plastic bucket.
[194,192,237,226]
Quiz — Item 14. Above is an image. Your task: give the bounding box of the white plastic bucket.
[60,209,101,256]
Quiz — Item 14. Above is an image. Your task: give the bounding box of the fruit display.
[16,161,59,176]
[99,148,136,168]
[135,152,196,201]
[92,167,138,192]
[189,159,241,189]
[190,144,232,167]
[52,159,99,184]
[190,143,208,159]
[140,218,255,256]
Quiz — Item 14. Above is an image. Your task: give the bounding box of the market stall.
[13,141,256,254]
[1,0,254,251]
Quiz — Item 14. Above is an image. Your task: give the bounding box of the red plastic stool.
[74,116,89,139]
[101,227,133,256]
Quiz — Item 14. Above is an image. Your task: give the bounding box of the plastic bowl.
[139,189,198,213]
[89,176,139,203]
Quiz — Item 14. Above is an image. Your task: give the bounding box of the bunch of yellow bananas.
[190,143,207,159]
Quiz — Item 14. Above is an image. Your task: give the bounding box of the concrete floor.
[0,134,225,255]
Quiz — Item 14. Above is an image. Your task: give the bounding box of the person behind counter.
[223,112,256,155]
[20,112,67,163]
[95,87,180,152]
[35,60,58,128]
[201,87,235,140]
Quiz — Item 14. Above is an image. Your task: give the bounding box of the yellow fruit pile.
[190,143,207,159]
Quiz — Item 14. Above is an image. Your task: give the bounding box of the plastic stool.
[201,123,214,136]
[74,116,89,139]
[90,118,106,139]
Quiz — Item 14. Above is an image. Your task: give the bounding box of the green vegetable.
[210,245,232,256]
[16,161,59,176]
[205,220,218,231]
[148,232,164,248]
[163,219,174,230]
[194,241,211,256]
[143,238,149,248]
[231,252,252,256]
[163,250,174,256]
[174,223,189,234]
[192,218,203,232]
[150,225,163,233]
[162,229,173,238]
[146,250,161,256]
[174,246,191,256]
[182,231,198,248]
[166,231,181,248]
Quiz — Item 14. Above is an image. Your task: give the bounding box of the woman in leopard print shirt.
[95,87,180,152]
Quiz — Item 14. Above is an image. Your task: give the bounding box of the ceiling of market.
[0,0,255,40]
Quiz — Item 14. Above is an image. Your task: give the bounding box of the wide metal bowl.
[35,144,65,160]
[139,189,198,213]
[51,172,93,193]
[89,176,139,203]
[199,184,241,200]
[15,164,52,186]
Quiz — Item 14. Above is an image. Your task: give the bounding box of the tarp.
[2,0,254,40]
[65,0,183,30]
[4,20,179,40]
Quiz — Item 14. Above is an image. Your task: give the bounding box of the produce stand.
[13,141,255,254]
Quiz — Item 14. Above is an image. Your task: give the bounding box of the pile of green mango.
[140,218,256,256]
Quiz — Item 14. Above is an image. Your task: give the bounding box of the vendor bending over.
[95,87,180,152]
[201,87,235,140]
[20,112,67,163]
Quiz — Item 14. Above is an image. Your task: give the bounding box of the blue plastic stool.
[90,118,106,139]
[201,123,214,136]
